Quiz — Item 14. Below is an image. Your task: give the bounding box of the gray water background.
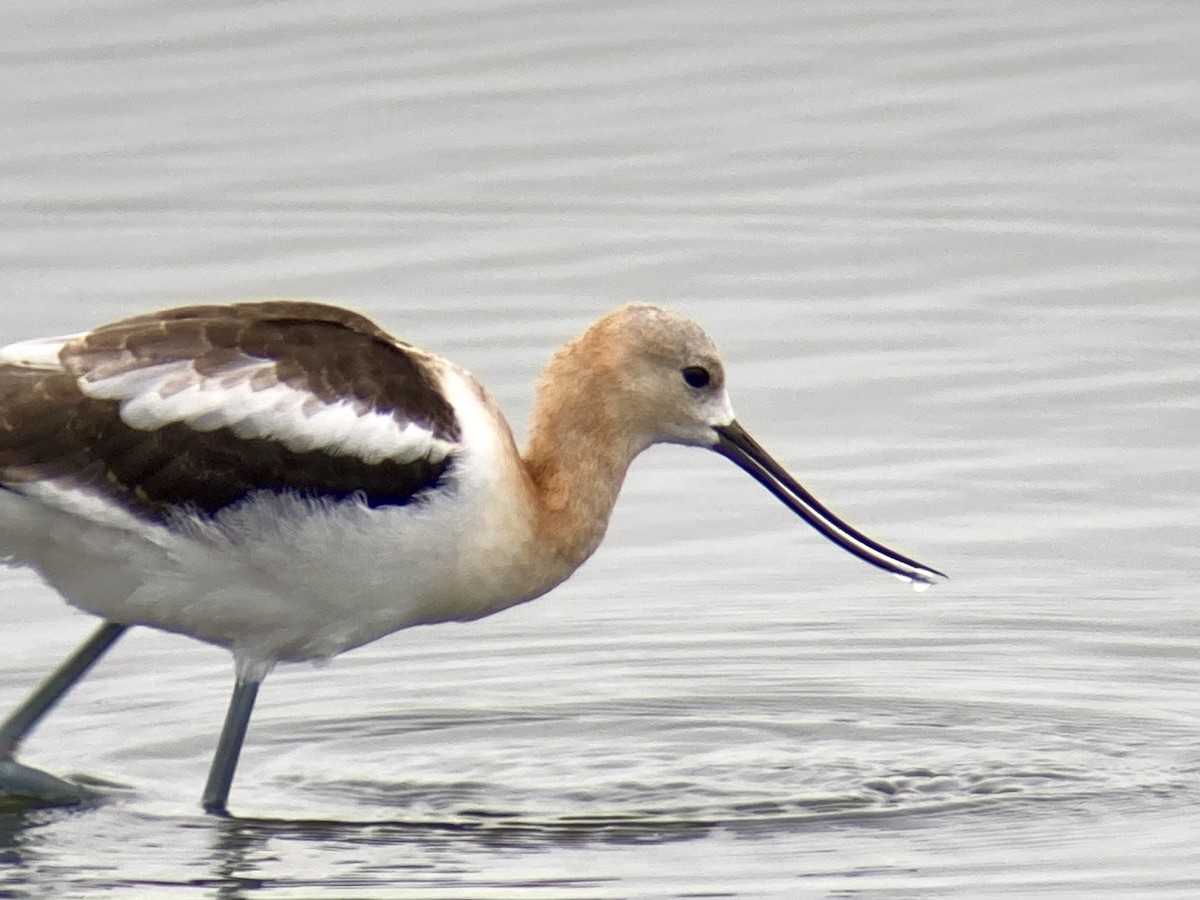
[1,1,1198,897]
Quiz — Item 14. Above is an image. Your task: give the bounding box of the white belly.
[0,471,555,670]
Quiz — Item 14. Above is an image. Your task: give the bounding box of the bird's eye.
[681,366,711,389]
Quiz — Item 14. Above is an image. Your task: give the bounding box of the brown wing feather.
[68,301,461,435]
[0,303,463,521]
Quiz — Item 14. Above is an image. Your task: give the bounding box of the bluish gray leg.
[0,620,128,804]
[0,621,128,757]
[202,677,261,816]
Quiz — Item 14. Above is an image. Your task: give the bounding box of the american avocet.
[0,301,943,813]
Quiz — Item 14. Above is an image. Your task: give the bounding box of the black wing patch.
[0,302,464,521]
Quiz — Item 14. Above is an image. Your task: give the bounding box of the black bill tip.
[713,421,946,587]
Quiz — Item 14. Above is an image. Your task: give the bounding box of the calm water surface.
[2,1,1199,897]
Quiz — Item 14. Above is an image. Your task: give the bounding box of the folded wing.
[0,302,462,521]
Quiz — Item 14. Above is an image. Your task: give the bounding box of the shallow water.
[2,1,1199,897]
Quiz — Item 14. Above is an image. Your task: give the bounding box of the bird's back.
[0,303,505,664]
[0,302,464,522]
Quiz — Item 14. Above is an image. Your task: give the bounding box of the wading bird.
[0,302,943,813]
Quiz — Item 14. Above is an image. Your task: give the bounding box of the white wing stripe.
[0,334,79,370]
[77,357,455,466]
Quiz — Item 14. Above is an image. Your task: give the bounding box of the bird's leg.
[0,620,129,757]
[201,676,261,815]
